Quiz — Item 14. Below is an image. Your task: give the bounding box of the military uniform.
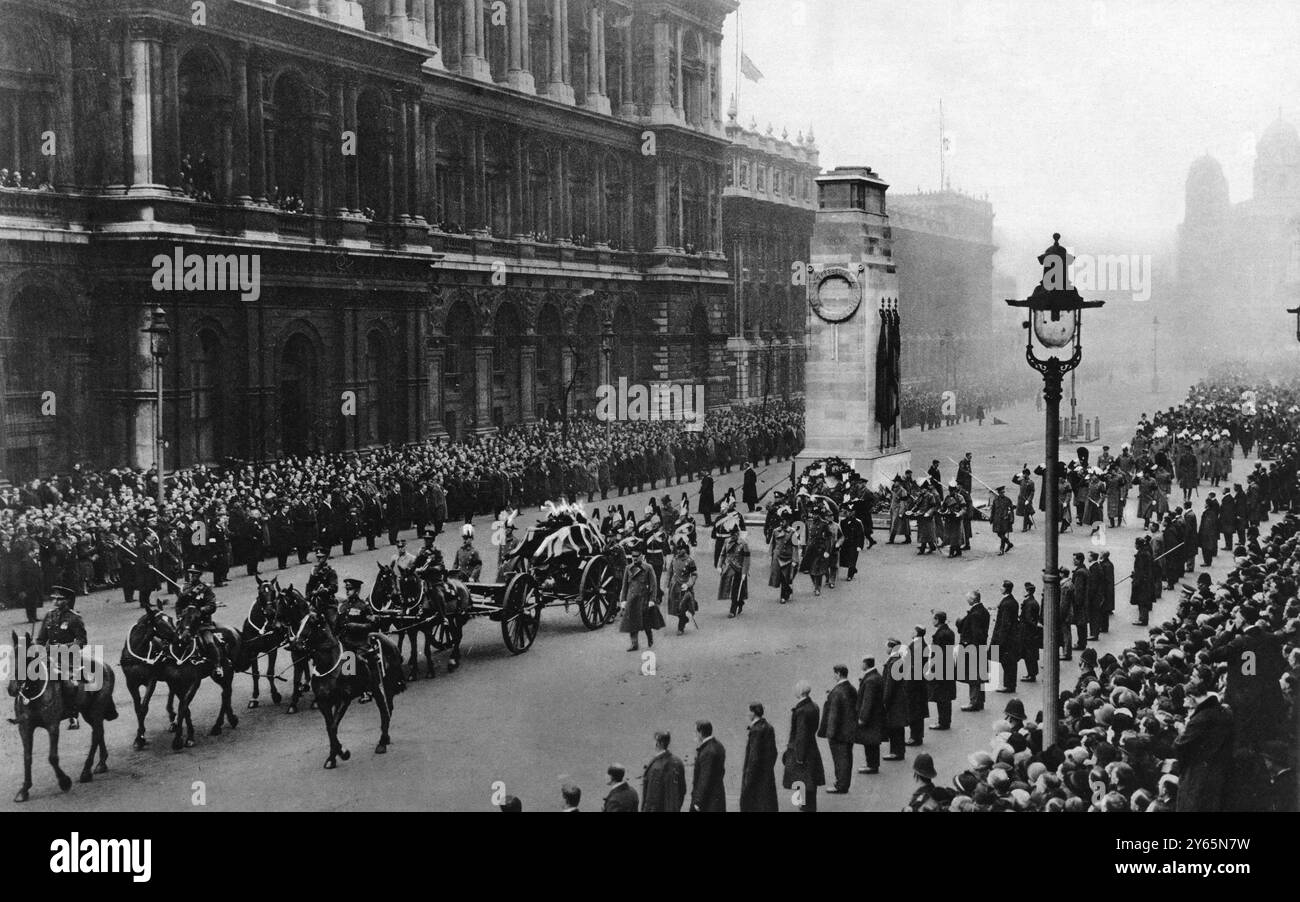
[306,557,339,601]
[37,605,88,650]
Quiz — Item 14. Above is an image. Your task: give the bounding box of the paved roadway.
[4,369,1235,812]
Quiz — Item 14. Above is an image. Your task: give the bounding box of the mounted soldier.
[36,585,89,729]
[305,546,339,605]
[175,563,223,665]
[337,578,383,689]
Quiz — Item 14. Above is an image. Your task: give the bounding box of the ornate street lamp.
[142,306,171,509]
[1005,234,1104,750]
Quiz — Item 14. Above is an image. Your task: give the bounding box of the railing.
[0,187,79,224]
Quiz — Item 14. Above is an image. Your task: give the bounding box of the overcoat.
[781,697,826,790]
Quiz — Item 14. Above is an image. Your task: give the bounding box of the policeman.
[175,563,222,663]
[35,586,87,728]
[337,577,381,696]
[305,546,339,603]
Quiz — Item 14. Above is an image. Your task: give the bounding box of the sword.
[111,540,182,590]
[946,457,997,494]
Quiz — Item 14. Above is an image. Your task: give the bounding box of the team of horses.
[7,564,461,800]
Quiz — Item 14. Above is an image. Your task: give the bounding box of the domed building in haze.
[1176,118,1300,353]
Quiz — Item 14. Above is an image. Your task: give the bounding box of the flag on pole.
[740,53,764,82]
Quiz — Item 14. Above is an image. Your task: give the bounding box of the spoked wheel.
[500,573,541,654]
[577,556,617,629]
[429,610,462,651]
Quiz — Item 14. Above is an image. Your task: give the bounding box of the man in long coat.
[1014,467,1035,532]
[991,581,1020,691]
[928,612,957,728]
[618,541,663,651]
[817,664,858,792]
[955,590,989,711]
[782,682,825,812]
[740,703,779,811]
[855,656,885,773]
[1199,493,1220,567]
[991,485,1014,554]
[690,722,727,812]
[1129,536,1157,625]
[641,732,686,812]
[1219,487,1238,551]
[881,639,910,760]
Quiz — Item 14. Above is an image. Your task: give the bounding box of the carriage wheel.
[428,610,462,651]
[577,557,617,630]
[500,573,541,654]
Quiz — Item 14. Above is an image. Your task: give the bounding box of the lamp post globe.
[1005,234,1104,752]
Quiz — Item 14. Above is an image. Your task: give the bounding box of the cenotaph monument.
[795,166,911,487]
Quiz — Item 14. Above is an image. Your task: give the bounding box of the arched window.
[190,329,224,463]
[357,88,389,219]
[178,51,228,201]
[365,329,391,445]
[442,300,476,438]
[1,285,84,479]
[682,32,704,127]
[271,73,313,211]
[280,333,318,457]
[433,115,466,230]
[493,304,522,426]
[535,304,563,416]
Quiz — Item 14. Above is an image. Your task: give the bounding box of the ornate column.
[160,36,180,189]
[650,17,673,121]
[461,0,492,80]
[387,0,410,40]
[618,17,634,117]
[510,132,527,239]
[230,43,251,202]
[411,0,426,44]
[653,158,671,252]
[520,339,537,423]
[584,3,609,114]
[127,24,161,190]
[474,342,495,434]
[330,75,348,216]
[104,27,127,190]
[343,80,360,212]
[54,28,76,190]
[247,49,267,203]
[394,92,411,221]
[544,0,574,104]
[507,0,535,93]
[409,94,427,224]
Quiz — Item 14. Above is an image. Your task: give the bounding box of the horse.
[277,585,315,715]
[370,562,439,680]
[288,609,404,769]
[8,632,119,803]
[237,576,292,708]
[164,606,242,751]
[118,606,179,749]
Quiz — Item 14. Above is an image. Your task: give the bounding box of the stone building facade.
[722,115,818,406]
[888,188,996,387]
[0,0,738,481]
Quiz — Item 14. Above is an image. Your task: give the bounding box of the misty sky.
[722,0,1300,280]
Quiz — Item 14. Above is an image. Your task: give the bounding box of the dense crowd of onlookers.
[901,377,1036,431]
[0,405,803,615]
[911,378,1299,811]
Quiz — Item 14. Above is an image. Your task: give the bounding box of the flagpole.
[735,7,742,115]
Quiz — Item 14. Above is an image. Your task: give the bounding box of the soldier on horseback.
[337,578,383,698]
[35,586,88,729]
[412,530,443,597]
[175,563,223,665]
[306,546,339,599]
